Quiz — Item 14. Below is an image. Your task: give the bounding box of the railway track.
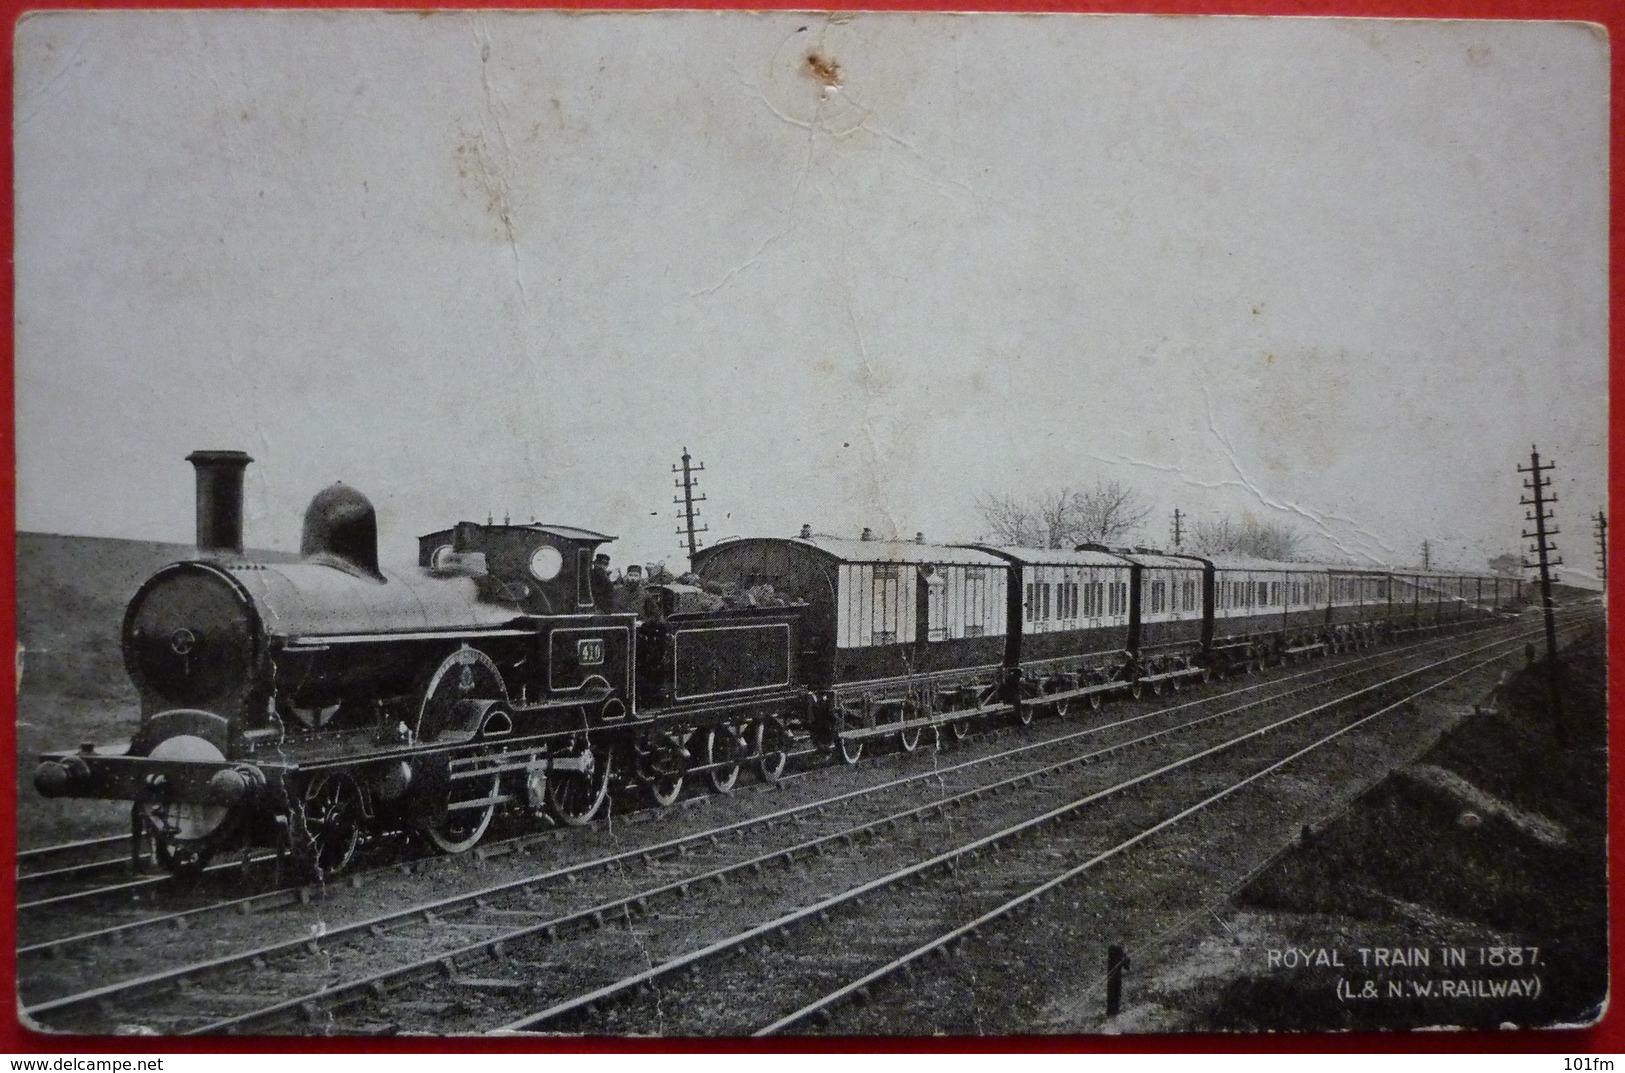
[499,624,1572,1035]
[17,616,1564,1036]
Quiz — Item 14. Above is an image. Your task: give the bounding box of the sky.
[14,12,1610,580]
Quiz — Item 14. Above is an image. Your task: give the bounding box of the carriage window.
[965,568,989,634]
[1041,583,1052,621]
[1025,582,1035,622]
[1271,582,1280,605]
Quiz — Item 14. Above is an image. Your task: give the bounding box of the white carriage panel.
[836,564,853,648]
[982,566,1007,638]
[896,566,915,644]
[941,566,963,641]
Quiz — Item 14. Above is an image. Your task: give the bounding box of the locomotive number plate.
[576,638,605,665]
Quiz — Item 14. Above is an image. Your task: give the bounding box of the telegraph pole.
[1170,509,1183,549]
[1518,446,1564,716]
[1421,540,1431,571]
[673,448,709,560]
[1594,510,1607,592]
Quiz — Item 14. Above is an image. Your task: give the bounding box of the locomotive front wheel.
[288,772,364,882]
[753,719,790,783]
[143,801,234,878]
[704,727,743,794]
[546,747,610,826]
[421,773,499,855]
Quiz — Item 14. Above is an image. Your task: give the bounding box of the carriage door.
[916,567,947,645]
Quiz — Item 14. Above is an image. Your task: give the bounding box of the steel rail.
[756,634,1570,1035]
[193,629,1501,1035]
[487,627,1541,1033]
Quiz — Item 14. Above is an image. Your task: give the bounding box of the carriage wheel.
[704,726,743,794]
[948,719,972,742]
[1016,702,1034,726]
[288,771,364,882]
[898,721,924,752]
[1087,690,1103,711]
[546,746,610,826]
[753,719,790,783]
[421,771,499,855]
[839,737,865,765]
[643,733,687,807]
[1129,681,1144,701]
[1053,696,1073,719]
[1151,679,1165,697]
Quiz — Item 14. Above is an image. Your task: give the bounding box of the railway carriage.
[1202,556,1333,672]
[1113,549,1210,693]
[1321,564,1390,650]
[973,545,1137,716]
[691,534,1009,759]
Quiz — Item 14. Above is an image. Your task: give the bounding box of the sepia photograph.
[11,9,1610,1040]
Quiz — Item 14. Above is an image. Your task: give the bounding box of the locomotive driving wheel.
[546,744,610,826]
[420,770,500,855]
[752,718,790,783]
[704,725,746,794]
[287,771,364,882]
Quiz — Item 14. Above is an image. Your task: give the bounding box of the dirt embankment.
[1129,625,1609,1032]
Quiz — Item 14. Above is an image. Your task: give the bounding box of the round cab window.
[529,545,564,581]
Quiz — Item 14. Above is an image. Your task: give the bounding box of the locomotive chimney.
[187,450,253,555]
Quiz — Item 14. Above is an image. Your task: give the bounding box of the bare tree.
[1190,514,1304,560]
[973,492,1044,547]
[1071,480,1153,546]
[975,481,1151,548]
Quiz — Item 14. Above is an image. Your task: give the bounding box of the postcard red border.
[1,0,1618,1055]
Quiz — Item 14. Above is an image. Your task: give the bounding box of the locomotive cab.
[418,521,614,616]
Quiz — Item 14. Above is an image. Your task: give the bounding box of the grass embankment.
[1204,625,1608,1030]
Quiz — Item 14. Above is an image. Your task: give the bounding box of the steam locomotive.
[33,452,1523,880]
